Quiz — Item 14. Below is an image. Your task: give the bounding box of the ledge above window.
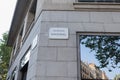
[73,2,120,11]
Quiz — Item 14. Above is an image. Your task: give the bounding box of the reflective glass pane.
[79,35,120,80]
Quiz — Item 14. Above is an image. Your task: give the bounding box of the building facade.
[81,61,95,79]
[114,74,120,80]
[7,0,120,80]
[81,61,108,80]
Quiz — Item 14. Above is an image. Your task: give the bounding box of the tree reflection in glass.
[80,35,120,80]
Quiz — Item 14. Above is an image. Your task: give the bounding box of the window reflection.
[80,35,120,80]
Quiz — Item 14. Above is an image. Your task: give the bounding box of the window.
[11,68,17,80]
[74,0,120,11]
[20,62,28,80]
[16,26,24,54]
[78,33,120,80]
[20,46,31,69]
[78,0,120,2]
[20,46,31,80]
[22,0,37,44]
[9,43,16,66]
[25,0,37,34]
[7,77,10,80]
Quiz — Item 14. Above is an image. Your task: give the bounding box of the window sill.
[73,2,120,11]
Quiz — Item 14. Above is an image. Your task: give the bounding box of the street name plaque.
[49,28,68,39]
